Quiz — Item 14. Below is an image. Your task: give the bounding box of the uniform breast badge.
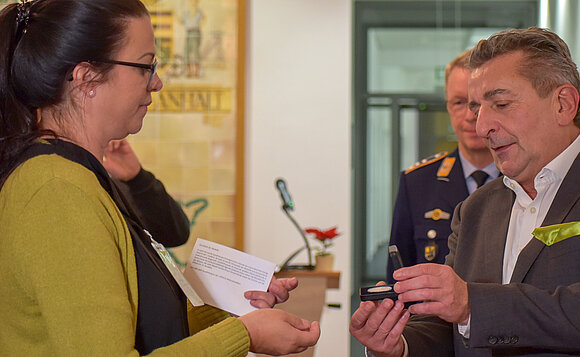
[424,242,439,261]
[424,208,450,221]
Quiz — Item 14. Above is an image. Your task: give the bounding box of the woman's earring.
[88,90,95,97]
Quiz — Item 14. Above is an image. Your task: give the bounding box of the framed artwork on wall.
[136,0,246,263]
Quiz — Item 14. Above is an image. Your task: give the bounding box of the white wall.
[245,0,352,356]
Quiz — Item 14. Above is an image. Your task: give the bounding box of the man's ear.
[554,84,580,126]
[70,62,99,95]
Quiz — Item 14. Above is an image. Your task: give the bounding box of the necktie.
[471,170,489,188]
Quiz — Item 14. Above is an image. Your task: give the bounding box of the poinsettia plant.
[304,226,341,256]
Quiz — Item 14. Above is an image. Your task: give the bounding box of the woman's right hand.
[238,308,320,355]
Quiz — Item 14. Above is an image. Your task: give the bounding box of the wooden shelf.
[276,270,340,289]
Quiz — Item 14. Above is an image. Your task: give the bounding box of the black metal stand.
[280,206,315,270]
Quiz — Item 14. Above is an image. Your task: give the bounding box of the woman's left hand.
[244,276,298,308]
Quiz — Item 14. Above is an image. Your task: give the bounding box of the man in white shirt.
[350,27,580,357]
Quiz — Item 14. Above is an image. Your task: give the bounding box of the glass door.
[352,2,538,356]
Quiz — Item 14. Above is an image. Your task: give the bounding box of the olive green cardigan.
[0,154,250,356]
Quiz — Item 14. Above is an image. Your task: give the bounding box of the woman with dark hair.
[0,0,320,355]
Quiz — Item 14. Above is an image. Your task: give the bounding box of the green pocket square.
[532,222,580,246]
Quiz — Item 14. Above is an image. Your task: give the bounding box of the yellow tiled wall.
[133,0,240,265]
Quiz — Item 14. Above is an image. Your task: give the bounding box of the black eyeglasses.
[89,58,158,90]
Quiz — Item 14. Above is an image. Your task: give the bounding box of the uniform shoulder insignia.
[437,156,456,178]
[405,152,448,174]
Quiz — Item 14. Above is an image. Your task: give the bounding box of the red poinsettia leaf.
[323,226,340,239]
[305,228,325,239]
[325,227,337,235]
[306,226,341,241]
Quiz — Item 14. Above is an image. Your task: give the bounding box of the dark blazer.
[388,149,469,283]
[403,153,580,356]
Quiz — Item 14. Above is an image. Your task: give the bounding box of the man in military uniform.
[387,50,499,283]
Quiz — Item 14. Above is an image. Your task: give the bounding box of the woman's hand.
[239,308,320,355]
[244,276,298,308]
